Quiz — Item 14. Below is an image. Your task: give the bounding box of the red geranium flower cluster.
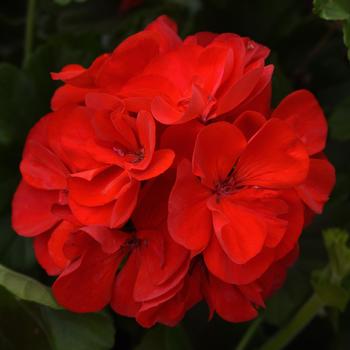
[12,16,335,327]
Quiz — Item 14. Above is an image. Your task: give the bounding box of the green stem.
[235,316,263,350]
[259,294,323,350]
[23,0,36,66]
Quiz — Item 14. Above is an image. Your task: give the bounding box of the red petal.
[231,66,273,118]
[96,31,161,90]
[48,221,76,269]
[134,110,156,170]
[274,191,304,260]
[133,230,190,302]
[152,83,206,125]
[110,179,140,227]
[47,106,103,172]
[215,67,263,116]
[51,85,91,111]
[34,232,62,276]
[133,170,175,230]
[20,140,68,190]
[193,122,247,189]
[129,149,175,180]
[208,196,267,264]
[81,226,129,254]
[296,158,335,214]
[51,64,85,81]
[235,119,309,188]
[204,234,275,285]
[53,247,122,312]
[111,252,141,317]
[85,92,123,111]
[271,90,328,155]
[233,110,266,140]
[206,274,258,322]
[168,160,212,251]
[145,15,182,52]
[160,121,203,166]
[195,45,232,97]
[68,167,130,206]
[12,181,59,237]
[69,180,139,228]
[228,189,288,249]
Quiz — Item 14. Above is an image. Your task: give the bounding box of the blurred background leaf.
[0,286,115,350]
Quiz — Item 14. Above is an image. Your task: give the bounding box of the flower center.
[123,236,140,249]
[113,147,145,164]
[215,176,236,196]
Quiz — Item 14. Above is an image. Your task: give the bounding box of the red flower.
[11,15,335,327]
[66,99,174,227]
[121,33,272,125]
[35,221,129,312]
[168,120,308,263]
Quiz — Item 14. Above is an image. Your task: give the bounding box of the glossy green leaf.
[0,264,60,309]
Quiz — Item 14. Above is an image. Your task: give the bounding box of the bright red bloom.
[34,221,129,312]
[11,15,335,327]
[120,33,272,125]
[167,118,309,288]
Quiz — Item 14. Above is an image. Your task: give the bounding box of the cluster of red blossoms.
[12,16,335,327]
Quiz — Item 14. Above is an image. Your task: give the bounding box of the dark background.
[1,1,350,349]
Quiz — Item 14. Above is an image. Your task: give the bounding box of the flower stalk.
[259,294,323,350]
[235,315,263,350]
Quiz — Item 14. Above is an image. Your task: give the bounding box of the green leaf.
[0,264,60,309]
[312,268,349,311]
[0,286,116,350]
[40,308,115,350]
[329,96,350,141]
[136,325,192,350]
[313,0,350,20]
[0,287,51,350]
[311,229,350,311]
[313,0,350,61]
[323,228,350,282]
